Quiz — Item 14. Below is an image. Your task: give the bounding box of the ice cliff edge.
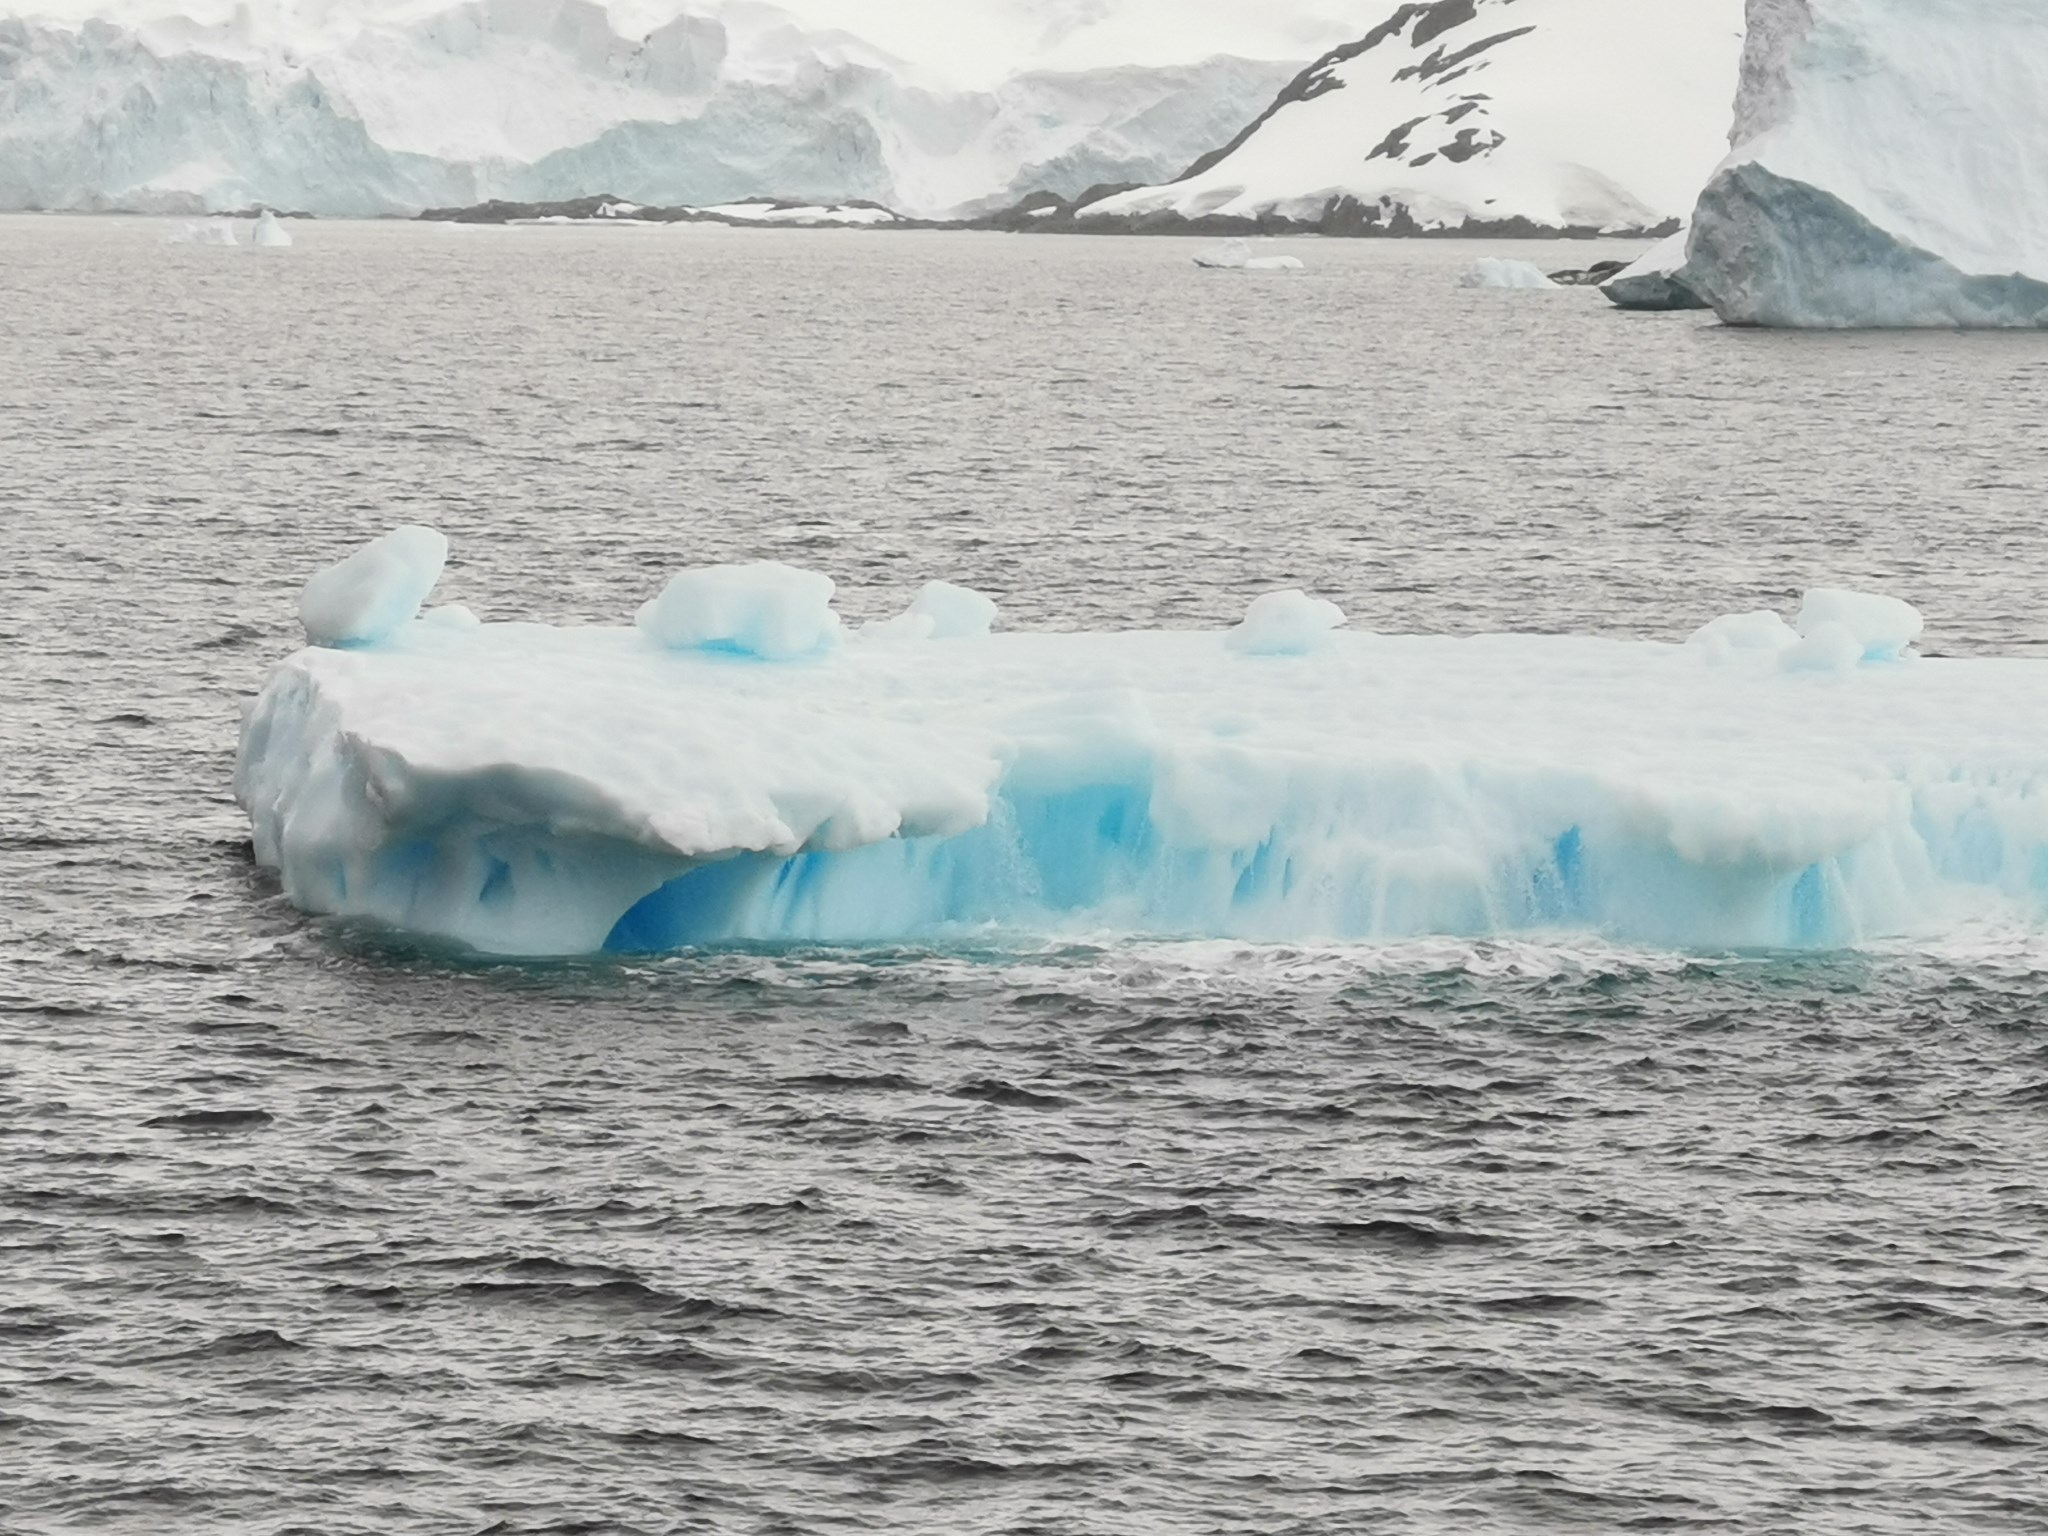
[1685,0,2048,328]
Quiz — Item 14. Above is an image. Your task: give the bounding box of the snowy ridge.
[1683,0,2048,328]
[0,0,1297,216]
[237,534,2048,958]
[1082,0,1745,234]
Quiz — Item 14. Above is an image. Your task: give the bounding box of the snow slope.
[237,532,2048,958]
[1082,0,1746,233]
[0,0,1297,215]
[1683,0,2048,328]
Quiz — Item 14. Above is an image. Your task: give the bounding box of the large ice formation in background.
[0,2,1296,217]
[1080,0,1747,234]
[1684,0,2048,328]
[236,528,2048,958]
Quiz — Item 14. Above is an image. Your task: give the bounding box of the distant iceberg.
[252,210,294,247]
[1685,0,2048,328]
[1457,259,1559,291]
[1192,240,1304,272]
[168,220,238,246]
[235,529,2048,958]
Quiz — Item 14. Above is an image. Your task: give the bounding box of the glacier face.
[1080,0,1747,234]
[236,537,2048,959]
[0,1,1297,216]
[1685,0,2048,327]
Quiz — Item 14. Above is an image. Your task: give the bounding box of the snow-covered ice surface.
[0,3,1297,217]
[1457,257,1559,290]
[1685,0,2048,328]
[1083,0,1746,233]
[241,536,2048,959]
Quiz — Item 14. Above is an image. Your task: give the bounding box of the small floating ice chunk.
[252,210,293,247]
[638,561,841,661]
[1244,254,1304,272]
[1796,588,1924,661]
[907,581,998,639]
[168,221,238,246]
[1225,590,1347,656]
[299,525,449,648]
[1458,258,1558,290]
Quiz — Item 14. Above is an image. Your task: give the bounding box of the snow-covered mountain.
[1081,0,1747,234]
[0,0,1299,216]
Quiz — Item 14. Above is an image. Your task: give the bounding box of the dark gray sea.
[4,216,2048,1534]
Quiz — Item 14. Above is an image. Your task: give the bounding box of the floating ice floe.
[168,220,238,246]
[1684,0,2048,327]
[234,529,2048,959]
[1193,240,1305,272]
[1457,258,1559,291]
[252,210,294,247]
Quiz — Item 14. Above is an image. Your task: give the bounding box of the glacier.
[0,1,1298,217]
[237,530,2048,958]
[1079,0,1747,235]
[1684,0,2048,328]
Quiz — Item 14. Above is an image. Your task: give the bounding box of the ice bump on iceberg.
[234,529,2048,958]
[1685,0,2048,328]
[298,525,449,648]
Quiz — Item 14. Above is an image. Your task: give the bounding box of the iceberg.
[1685,0,2048,328]
[167,219,238,245]
[251,209,293,246]
[1457,259,1559,291]
[1601,227,1709,311]
[237,531,2048,958]
[1192,240,1304,272]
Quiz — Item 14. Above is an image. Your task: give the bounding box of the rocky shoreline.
[412,189,1682,241]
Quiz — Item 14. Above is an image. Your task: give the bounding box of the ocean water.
[4,216,2048,1534]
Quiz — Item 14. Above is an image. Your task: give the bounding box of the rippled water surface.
[4,217,2048,1533]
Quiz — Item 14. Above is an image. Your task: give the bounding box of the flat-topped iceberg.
[1686,0,2048,328]
[235,530,2048,958]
